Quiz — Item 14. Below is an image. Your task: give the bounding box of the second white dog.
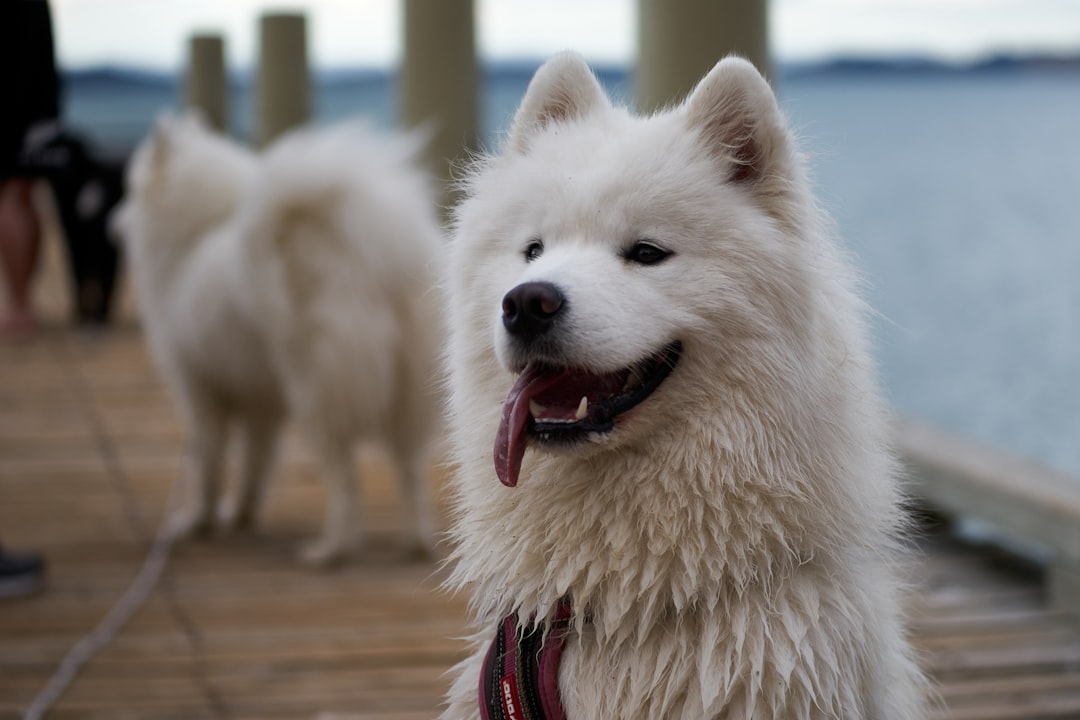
[118,115,444,565]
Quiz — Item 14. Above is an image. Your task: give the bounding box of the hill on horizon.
[63,50,1080,89]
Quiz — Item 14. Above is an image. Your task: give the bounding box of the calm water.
[780,73,1080,479]
[66,69,1080,478]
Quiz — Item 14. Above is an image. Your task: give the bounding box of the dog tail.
[236,120,441,327]
[232,121,445,439]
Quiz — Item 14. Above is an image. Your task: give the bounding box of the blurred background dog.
[115,114,445,566]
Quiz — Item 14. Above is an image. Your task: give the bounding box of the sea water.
[781,72,1080,479]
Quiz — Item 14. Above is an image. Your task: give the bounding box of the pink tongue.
[494,365,576,487]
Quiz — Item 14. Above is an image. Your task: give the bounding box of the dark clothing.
[1,1,121,325]
[1,0,61,178]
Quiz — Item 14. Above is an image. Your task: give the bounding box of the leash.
[21,332,223,720]
[479,598,574,720]
[22,495,180,720]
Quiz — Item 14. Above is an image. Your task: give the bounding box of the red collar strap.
[479,598,574,720]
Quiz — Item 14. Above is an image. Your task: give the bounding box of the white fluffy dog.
[117,115,444,565]
[441,54,927,718]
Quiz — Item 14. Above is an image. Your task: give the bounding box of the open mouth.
[494,340,682,487]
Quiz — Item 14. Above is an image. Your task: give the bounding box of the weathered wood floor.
[2,240,1080,719]
[0,323,468,720]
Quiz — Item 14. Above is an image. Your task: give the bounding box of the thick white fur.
[117,115,444,565]
[441,54,928,718]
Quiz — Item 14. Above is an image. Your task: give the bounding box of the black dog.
[23,122,125,325]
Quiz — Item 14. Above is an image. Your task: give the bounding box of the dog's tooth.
[529,399,545,418]
[624,366,644,391]
[575,396,588,420]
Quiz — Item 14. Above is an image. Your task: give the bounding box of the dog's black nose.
[502,282,565,339]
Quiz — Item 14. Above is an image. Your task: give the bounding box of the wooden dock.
[3,232,1080,719]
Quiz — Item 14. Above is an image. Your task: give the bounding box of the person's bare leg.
[0,178,41,338]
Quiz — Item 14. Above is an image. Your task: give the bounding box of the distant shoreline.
[62,52,1080,89]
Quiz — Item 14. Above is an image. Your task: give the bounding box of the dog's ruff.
[117,115,444,565]
[441,54,928,718]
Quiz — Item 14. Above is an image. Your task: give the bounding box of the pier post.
[400,0,478,213]
[636,0,769,113]
[1049,562,1080,614]
[256,12,311,148]
[185,34,228,133]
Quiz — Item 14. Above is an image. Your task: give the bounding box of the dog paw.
[298,537,351,567]
[167,509,213,540]
[398,533,439,562]
[217,500,257,533]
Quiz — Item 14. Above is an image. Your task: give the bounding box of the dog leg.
[171,404,227,539]
[299,440,359,566]
[220,414,281,532]
[395,449,438,559]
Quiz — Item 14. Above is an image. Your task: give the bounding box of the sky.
[49,0,1080,71]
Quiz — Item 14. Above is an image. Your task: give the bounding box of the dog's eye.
[524,240,544,262]
[625,241,672,266]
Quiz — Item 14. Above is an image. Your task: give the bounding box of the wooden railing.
[897,416,1080,616]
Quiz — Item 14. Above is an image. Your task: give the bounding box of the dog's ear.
[146,113,176,168]
[151,113,174,143]
[179,107,211,132]
[508,52,608,154]
[683,57,793,187]
[107,202,130,244]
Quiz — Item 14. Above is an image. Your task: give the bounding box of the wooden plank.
[898,416,1080,563]
[4,318,1080,718]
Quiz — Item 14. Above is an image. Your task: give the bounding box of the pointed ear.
[181,106,209,131]
[147,112,176,165]
[152,112,175,141]
[683,57,792,187]
[508,52,609,154]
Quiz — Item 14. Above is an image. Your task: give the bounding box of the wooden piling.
[400,0,478,213]
[256,12,310,148]
[1050,562,1080,615]
[636,0,769,113]
[185,34,228,133]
